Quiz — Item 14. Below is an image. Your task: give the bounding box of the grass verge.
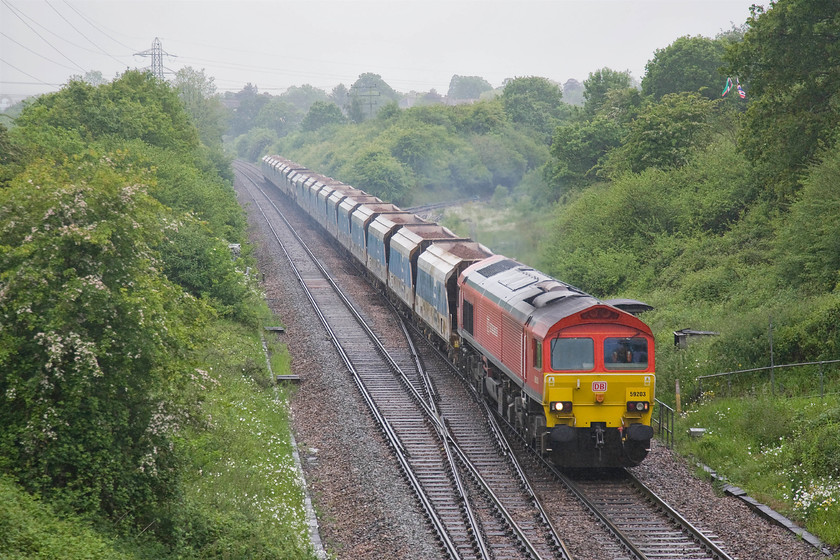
[677,395,840,547]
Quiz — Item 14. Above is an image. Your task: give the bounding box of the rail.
[696,359,840,399]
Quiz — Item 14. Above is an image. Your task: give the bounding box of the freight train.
[261,155,656,468]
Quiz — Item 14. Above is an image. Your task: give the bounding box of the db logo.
[592,381,607,392]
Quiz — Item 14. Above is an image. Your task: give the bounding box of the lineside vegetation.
[0,71,315,559]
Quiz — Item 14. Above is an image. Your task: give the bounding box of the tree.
[348,148,412,204]
[280,84,329,113]
[607,92,717,174]
[348,73,400,121]
[330,83,350,113]
[235,127,278,161]
[229,83,271,136]
[16,71,199,154]
[500,76,566,141]
[253,97,303,137]
[562,79,585,106]
[301,101,347,131]
[82,70,106,86]
[544,87,641,198]
[642,35,727,100]
[447,75,493,100]
[387,122,452,182]
[451,98,508,135]
[174,67,228,147]
[417,89,445,106]
[0,123,27,188]
[544,115,625,196]
[725,0,840,199]
[583,67,633,114]
[776,143,840,291]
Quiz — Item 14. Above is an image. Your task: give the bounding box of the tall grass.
[175,319,315,559]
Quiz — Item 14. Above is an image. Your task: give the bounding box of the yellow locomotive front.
[542,312,655,468]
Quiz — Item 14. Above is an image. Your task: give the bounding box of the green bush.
[0,475,130,559]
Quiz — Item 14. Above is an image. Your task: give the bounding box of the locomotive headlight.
[627,401,650,412]
[550,401,573,413]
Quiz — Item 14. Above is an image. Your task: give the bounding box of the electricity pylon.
[134,37,175,80]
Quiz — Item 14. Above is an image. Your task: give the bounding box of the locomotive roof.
[461,254,630,338]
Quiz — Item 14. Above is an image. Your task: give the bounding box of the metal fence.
[696,359,840,400]
[653,398,674,448]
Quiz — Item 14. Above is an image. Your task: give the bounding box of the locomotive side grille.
[463,299,474,335]
[502,313,524,378]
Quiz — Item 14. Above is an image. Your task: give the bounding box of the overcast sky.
[1,0,760,103]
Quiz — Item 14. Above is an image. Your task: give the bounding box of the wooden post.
[675,379,682,415]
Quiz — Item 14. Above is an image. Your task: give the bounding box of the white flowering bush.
[0,150,209,522]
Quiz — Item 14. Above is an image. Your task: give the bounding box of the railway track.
[234,160,740,560]
[491,404,737,560]
[234,161,570,560]
[562,469,731,560]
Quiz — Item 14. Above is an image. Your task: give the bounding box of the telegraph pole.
[351,83,380,118]
[134,37,175,81]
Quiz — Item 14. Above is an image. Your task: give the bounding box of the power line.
[1,0,87,73]
[134,37,175,80]
[61,0,137,52]
[0,56,58,86]
[0,30,79,71]
[350,83,381,118]
[44,0,126,67]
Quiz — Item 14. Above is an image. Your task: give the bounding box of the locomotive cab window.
[550,338,594,371]
[604,337,648,370]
